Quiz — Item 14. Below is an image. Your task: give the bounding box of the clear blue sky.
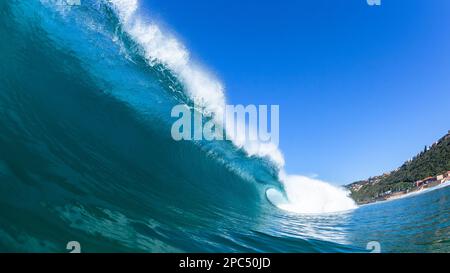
[141,0,450,185]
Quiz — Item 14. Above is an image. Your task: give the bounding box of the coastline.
[361,180,450,206]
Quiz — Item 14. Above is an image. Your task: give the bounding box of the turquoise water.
[0,0,448,253]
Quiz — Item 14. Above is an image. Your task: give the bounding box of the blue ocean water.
[0,0,448,253]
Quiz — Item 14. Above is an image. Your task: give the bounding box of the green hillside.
[347,131,450,204]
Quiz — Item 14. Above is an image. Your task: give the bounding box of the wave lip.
[107,0,288,167]
[108,0,225,115]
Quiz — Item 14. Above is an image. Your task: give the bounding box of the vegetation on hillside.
[347,132,450,204]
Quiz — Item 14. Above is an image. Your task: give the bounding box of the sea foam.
[268,172,357,214]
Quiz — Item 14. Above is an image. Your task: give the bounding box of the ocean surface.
[0,0,449,253]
